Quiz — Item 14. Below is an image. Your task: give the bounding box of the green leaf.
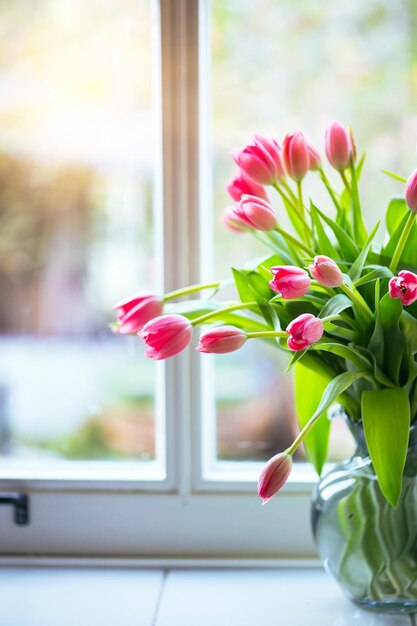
[354,266,393,287]
[231,267,276,328]
[286,348,307,371]
[382,211,417,267]
[379,294,404,384]
[401,311,417,355]
[309,371,371,423]
[350,158,368,246]
[318,294,352,319]
[294,363,330,475]
[348,221,379,282]
[362,388,410,507]
[232,268,254,303]
[310,202,339,259]
[310,342,372,372]
[255,254,285,272]
[381,170,407,184]
[368,292,404,384]
[314,206,359,262]
[385,197,407,235]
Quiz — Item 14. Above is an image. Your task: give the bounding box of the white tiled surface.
[0,566,414,626]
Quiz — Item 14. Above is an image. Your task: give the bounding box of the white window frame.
[0,0,316,562]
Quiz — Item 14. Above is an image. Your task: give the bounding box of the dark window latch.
[0,493,29,525]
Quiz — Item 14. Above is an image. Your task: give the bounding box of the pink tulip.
[307,143,322,171]
[226,172,268,202]
[309,255,344,288]
[222,206,248,233]
[197,326,247,354]
[405,168,417,213]
[113,292,163,334]
[389,271,417,306]
[257,452,292,504]
[140,314,192,360]
[253,134,286,181]
[269,266,311,299]
[233,195,278,231]
[325,121,352,171]
[233,135,285,185]
[282,131,310,181]
[286,313,324,351]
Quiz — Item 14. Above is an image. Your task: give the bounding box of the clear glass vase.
[312,417,417,614]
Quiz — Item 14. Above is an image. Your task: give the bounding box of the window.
[0,0,415,559]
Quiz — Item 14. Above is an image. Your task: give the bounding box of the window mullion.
[159,0,202,496]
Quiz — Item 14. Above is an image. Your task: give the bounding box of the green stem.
[340,283,373,323]
[164,282,221,301]
[319,168,343,214]
[389,211,416,273]
[246,330,288,339]
[286,412,319,456]
[274,226,315,256]
[191,301,258,326]
[273,183,311,234]
[281,179,298,203]
[296,180,311,245]
[340,170,351,194]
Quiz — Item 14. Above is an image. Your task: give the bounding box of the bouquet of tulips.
[113,121,417,509]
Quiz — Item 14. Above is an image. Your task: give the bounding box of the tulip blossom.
[197,326,247,354]
[405,168,417,213]
[286,313,324,351]
[282,131,310,181]
[307,143,322,171]
[253,134,286,181]
[389,271,417,306]
[113,292,163,334]
[257,452,293,504]
[233,195,278,231]
[226,171,268,202]
[140,314,192,360]
[325,121,352,171]
[309,255,344,288]
[269,266,311,299]
[233,135,285,185]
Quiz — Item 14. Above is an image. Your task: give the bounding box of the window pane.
[209,0,415,464]
[0,0,158,468]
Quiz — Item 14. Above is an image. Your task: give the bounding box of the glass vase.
[312,417,417,614]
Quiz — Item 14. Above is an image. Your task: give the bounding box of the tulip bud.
[258,452,293,504]
[348,126,357,163]
[325,121,352,171]
[140,314,192,360]
[226,171,268,202]
[113,292,163,334]
[222,206,248,233]
[234,195,278,231]
[233,135,284,185]
[282,131,310,181]
[307,143,321,171]
[389,270,417,306]
[269,266,311,299]
[197,326,247,354]
[286,313,324,351]
[309,255,344,288]
[405,168,417,213]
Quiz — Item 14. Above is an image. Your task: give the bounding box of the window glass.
[210,0,416,464]
[0,0,157,466]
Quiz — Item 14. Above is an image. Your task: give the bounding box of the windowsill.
[0,562,413,625]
